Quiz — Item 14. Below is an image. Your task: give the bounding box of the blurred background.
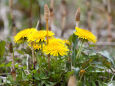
[0,0,115,55]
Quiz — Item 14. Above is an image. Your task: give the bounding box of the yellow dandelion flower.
[28,43,41,50]
[74,27,97,43]
[33,44,41,50]
[64,40,70,45]
[43,38,69,56]
[14,28,37,43]
[28,30,54,43]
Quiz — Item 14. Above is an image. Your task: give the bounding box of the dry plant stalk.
[9,42,16,81]
[107,0,112,42]
[61,0,67,37]
[49,0,54,30]
[44,4,50,21]
[50,0,54,9]
[103,0,112,42]
[44,4,50,43]
[44,4,50,69]
[36,1,42,30]
[75,8,80,27]
[107,15,112,42]
[29,0,32,28]
[96,20,102,40]
[37,1,42,30]
[36,20,39,30]
[68,75,76,86]
[9,0,16,36]
[86,0,92,31]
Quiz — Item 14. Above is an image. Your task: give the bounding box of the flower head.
[43,38,69,56]
[64,40,70,45]
[74,27,97,43]
[27,30,54,43]
[79,69,86,76]
[14,28,37,43]
[28,42,41,50]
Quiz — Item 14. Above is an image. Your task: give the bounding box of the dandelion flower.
[43,38,69,56]
[28,30,54,43]
[74,27,97,43]
[28,43,41,50]
[64,40,70,45]
[14,28,37,43]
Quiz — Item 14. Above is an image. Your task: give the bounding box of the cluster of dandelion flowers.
[74,27,97,43]
[43,38,69,56]
[14,28,37,43]
[27,30,55,43]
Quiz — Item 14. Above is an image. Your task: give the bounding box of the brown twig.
[96,20,102,41]
[29,0,32,27]
[36,1,43,30]
[75,8,80,27]
[61,0,67,37]
[38,1,42,30]
[9,42,16,81]
[107,0,112,42]
[29,0,32,28]
[44,4,50,43]
[9,0,16,36]
[86,0,92,31]
[103,0,112,42]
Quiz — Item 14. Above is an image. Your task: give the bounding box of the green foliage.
[0,34,115,85]
[71,34,78,66]
[0,40,6,58]
[0,35,114,86]
[0,0,115,84]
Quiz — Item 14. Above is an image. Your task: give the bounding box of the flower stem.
[76,41,83,59]
[80,74,83,81]
[11,49,16,81]
[31,42,36,85]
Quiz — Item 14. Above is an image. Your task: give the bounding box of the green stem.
[11,45,16,81]
[76,41,83,59]
[12,49,15,69]
[80,74,83,81]
[31,43,36,85]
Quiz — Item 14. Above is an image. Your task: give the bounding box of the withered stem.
[9,0,16,36]
[75,8,80,27]
[9,42,16,81]
[44,4,50,69]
